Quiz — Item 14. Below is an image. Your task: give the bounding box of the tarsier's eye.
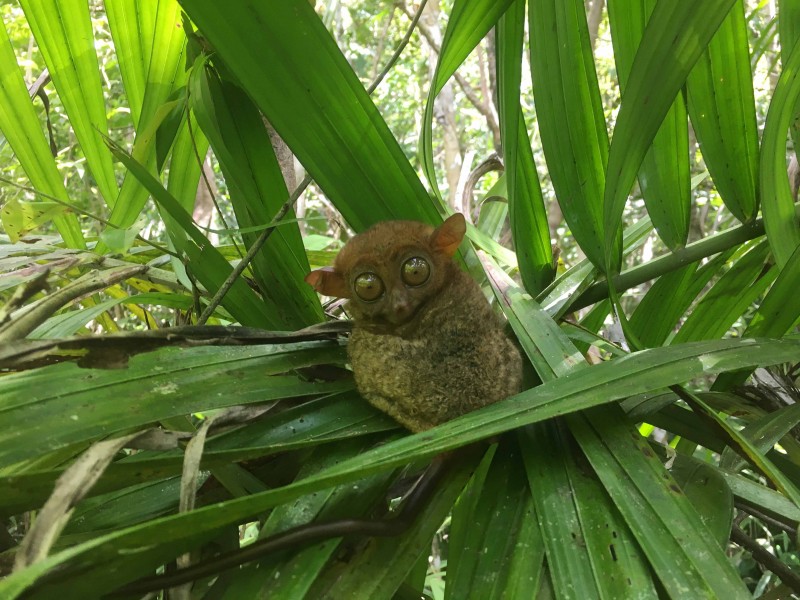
[401,257,430,286]
[354,272,384,301]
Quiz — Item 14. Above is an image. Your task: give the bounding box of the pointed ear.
[305,267,350,298]
[430,213,466,257]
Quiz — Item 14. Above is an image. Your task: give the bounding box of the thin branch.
[734,501,798,543]
[731,525,800,595]
[197,174,312,324]
[369,6,396,82]
[460,153,503,219]
[564,206,800,312]
[368,0,428,94]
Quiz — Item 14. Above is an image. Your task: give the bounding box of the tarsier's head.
[305,213,466,330]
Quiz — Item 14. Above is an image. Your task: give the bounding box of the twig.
[734,501,798,543]
[731,525,800,595]
[196,174,312,324]
[368,0,428,94]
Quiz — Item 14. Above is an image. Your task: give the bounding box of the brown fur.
[306,214,523,432]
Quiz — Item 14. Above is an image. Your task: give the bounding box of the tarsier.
[306,213,524,431]
[118,214,523,595]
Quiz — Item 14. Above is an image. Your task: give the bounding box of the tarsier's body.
[306,214,523,432]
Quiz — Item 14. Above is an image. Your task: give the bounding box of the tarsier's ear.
[305,267,350,298]
[430,213,466,257]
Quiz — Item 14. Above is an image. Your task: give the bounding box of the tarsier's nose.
[390,291,412,321]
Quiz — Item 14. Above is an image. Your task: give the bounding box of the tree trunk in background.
[547,0,606,247]
[479,33,501,151]
[193,153,218,245]
[402,3,500,157]
[266,121,297,192]
[421,0,462,209]
[265,118,303,232]
[587,0,606,50]
[370,7,396,82]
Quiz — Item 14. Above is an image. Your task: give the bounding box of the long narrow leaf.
[529,0,609,269]
[496,0,553,294]
[0,343,350,469]
[447,443,545,599]
[569,408,749,598]
[3,338,799,596]
[686,1,759,223]
[19,0,118,205]
[189,60,323,328]
[672,240,775,343]
[760,36,800,266]
[108,138,282,327]
[180,0,438,231]
[0,21,84,248]
[604,0,737,272]
[607,0,691,250]
[103,0,187,234]
[105,0,156,127]
[420,0,515,200]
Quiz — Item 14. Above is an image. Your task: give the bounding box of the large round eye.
[354,272,384,301]
[401,257,430,286]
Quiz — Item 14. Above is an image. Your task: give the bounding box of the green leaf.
[744,241,800,338]
[529,0,609,269]
[166,105,209,210]
[4,338,799,596]
[569,408,749,598]
[722,469,800,525]
[714,244,800,388]
[217,439,397,598]
[686,1,760,223]
[760,35,800,266]
[719,401,800,474]
[603,0,737,272]
[496,0,554,294]
[0,20,84,248]
[107,138,283,328]
[522,423,616,599]
[19,0,118,205]
[678,390,800,507]
[778,0,800,153]
[607,0,691,250]
[189,60,323,328]
[0,392,392,515]
[496,264,724,597]
[179,0,438,231]
[0,199,65,243]
[629,251,730,347]
[0,343,350,470]
[310,450,478,600]
[105,0,154,127]
[671,240,775,343]
[668,453,733,546]
[448,443,544,599]
[102,0,187,235]
[28,298,121,339]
